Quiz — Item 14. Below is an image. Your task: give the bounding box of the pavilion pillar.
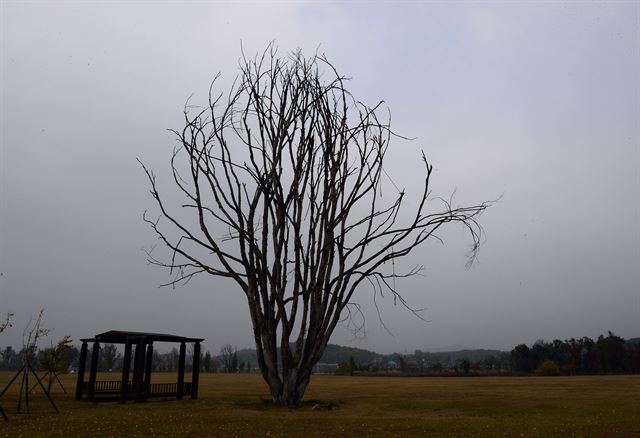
[87,342,100,401]
[120,341,132,403]
[191,342,201,399]
[177,342,186,400]
[143,343,154,398]
[132,340,146,402]
[75,341,88,400]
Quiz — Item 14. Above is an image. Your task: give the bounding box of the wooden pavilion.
[75,330,204,402]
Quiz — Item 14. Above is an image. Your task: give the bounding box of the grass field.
[1,372,638,436]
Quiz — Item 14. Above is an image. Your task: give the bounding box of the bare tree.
[219,344,235,373]
[22,309,50,360]
[141,45,489,405]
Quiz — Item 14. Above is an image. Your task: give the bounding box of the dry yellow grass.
[1,372,639,436]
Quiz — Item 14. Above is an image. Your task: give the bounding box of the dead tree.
[141,46,489,405]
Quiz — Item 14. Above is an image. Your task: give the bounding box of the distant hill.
[319,344,379,364]
[212,344,508,368]
[625,338,640,346]
[231,348,258,367]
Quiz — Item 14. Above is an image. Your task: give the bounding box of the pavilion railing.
[83,380,192,398]
[148,382,192,397]
[83,380,129,394]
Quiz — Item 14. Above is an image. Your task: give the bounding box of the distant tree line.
[509,332,640,375]
[1,342,78,373]
[2,332,638,376]
[337,350,511,375]
[208,344,251,373]
[335,332,640,376]
[1,342,259,374]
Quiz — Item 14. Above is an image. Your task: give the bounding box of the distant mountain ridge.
[216,344,508,367]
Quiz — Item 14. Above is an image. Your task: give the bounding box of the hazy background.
[1,1,638,354]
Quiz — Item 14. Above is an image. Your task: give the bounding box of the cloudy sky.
[1,1,638,354]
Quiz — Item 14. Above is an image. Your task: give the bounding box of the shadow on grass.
[231,397,341,411]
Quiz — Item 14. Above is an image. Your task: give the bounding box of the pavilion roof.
[81,330,204,344]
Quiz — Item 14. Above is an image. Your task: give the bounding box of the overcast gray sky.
[1,1,638,354]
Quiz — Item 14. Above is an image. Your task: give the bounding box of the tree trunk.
[266,367,311,406]
[251,311,317,405]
